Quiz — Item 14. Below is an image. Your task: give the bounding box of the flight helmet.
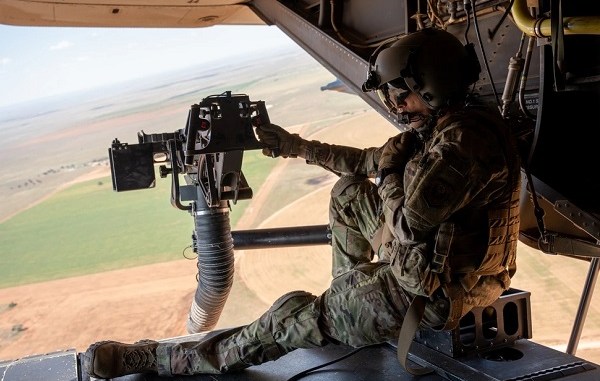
[362,28,481,112]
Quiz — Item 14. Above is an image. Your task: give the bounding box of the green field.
[0,150,276,289]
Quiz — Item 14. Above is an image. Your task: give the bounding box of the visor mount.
[362,70,380,92]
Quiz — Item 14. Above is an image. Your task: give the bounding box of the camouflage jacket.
[305,106,521,309]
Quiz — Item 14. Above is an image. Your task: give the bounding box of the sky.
[0,24,299,107]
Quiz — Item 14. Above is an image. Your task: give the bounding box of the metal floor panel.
[410,339,600,381]
[3,337,600,380]
[87,343,444,381]
[0,349,79,381]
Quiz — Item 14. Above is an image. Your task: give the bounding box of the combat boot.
[83,339,159,379]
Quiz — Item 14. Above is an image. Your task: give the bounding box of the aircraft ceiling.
[0,1,264,27]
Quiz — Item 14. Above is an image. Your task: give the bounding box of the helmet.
[363,28,481,110]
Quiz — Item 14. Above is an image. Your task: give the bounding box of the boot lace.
[123,347,156,371]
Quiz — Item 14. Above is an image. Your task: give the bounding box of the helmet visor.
[376,81,410,113]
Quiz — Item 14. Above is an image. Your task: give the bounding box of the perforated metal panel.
[416,288,532,358]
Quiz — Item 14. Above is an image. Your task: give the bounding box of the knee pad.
[269,290,316,315]
[265,291,327,349]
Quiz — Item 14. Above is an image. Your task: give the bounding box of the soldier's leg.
[321,262,411,346]
[156,291,328,376]
[156,263,412,376]
[329,175,383,277]
[84,262,447,379]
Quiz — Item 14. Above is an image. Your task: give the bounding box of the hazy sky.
[0,24,298,107]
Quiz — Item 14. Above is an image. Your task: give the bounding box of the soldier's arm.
[304,141,381,177]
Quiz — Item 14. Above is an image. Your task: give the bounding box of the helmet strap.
[409,113,439,143]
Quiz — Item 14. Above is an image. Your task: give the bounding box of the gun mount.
[109,91,266,208]
[107,91,330,334]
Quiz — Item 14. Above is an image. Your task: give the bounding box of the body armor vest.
[404,108,521,327]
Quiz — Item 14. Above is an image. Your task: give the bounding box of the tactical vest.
[431,110,520,329]
[402,108,521,330]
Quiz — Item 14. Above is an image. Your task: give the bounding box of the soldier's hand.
[254,123,307,159]
[378,130,418,170]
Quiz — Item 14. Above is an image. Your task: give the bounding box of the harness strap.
[438,283,465,331]
[396,295,434,376]
[524,230,600,258]
[396,285,468,375]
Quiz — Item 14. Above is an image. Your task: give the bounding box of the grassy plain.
[0,150,275,288]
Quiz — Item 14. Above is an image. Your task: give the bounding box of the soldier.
[84,28,520,379]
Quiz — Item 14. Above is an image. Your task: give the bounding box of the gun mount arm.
[232,224,331,250]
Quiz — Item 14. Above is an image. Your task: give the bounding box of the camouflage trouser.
[155,176,448,376]
[329,175,387,277]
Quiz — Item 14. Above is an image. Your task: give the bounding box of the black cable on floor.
[286,346,371,381]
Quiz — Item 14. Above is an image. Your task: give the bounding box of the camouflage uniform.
[154,106,520,376]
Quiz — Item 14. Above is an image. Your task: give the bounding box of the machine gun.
[108,91,266,208]
[107,91,330,334]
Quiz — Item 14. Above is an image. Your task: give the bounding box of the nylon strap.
[396,295,434,376]
[438,283,464,331]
